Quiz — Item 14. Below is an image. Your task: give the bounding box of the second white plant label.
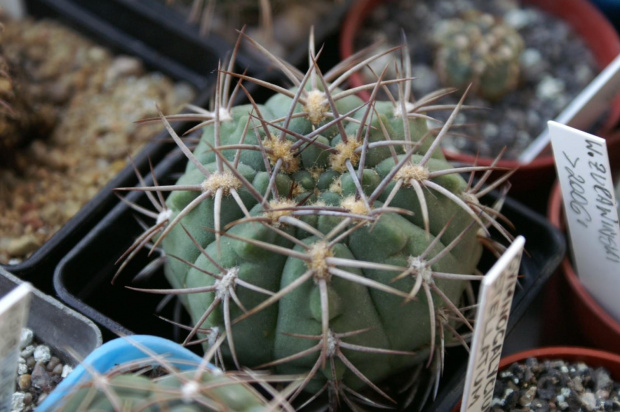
[549,121,620,322]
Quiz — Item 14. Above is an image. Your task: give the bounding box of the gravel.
[0,17,194,264]
[356,0,598,160]
[11,328,73,412]
[492,357,620,411]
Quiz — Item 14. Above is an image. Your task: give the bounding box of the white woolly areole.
[304,89,328,124]
[395,164,430,185]
[216,107,233,123]
[181,381,200,403]
[215,267,240,300]
[326,330,338,357]
[207,327,220,349]
[309,242,333,281]
[93,374,109,389]
[201,171,242,195]
[264,198,297,226]
[460,192,479,206]
[393,101,415,118]
[408,256,433,283]
[156,209,173,225]
[340,196,370,216]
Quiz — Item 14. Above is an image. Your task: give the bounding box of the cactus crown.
[116,29,512,410]
[432,10,525,101]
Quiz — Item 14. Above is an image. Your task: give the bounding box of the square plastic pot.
[52,146,566,409]
[2,0,222,293]
[0,267,102,366]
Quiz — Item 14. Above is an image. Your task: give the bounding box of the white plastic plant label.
[0,283,32,412]
[460,236,525,412]
[549,121,620,322]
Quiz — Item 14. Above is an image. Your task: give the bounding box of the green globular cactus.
[61,371,275,411]
[432,11,525,101]
[58,354,291,411]
[118,33,510,409]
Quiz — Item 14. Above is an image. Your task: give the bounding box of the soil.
[0,17,195,264]
[355,0,598,160]
[493,357,620,411]
[12,328,72,412]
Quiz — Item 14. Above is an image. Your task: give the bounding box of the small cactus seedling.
[432,10,525,101]
[54,336,297,411]
[117,30,513,410]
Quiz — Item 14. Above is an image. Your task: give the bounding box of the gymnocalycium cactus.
[432,10,524,101]
[117,31,512,409]
[55,336,296,411]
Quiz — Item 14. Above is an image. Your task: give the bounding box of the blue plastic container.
[39,335,207,410]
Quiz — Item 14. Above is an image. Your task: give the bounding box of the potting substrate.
[0,16,194,265]
[354,0,598,160]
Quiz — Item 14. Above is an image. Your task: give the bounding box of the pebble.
[493,358,620,412]
[20,345,34,358]
[61,364,73,378]
[12,328,72,412]
[536,75,566,100]
[17,358,27,375]
[46,357,60,372]
[11,393,25,412]
[105,55,144,84]
[19,329,33,349]
[6,235,39,258]
[33,345,51,363]
[17,375,31,391]
[31,362,53,392]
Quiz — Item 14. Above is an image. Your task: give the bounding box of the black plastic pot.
[0,267,102,365]
[63,0,353,73]
[53,142,565,407]
[2,0,220,294]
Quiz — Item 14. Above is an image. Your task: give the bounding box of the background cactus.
[118,33,509,409]
[432,10,525,101]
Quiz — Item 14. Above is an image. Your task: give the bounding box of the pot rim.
[547,163,620,336]
[339,0,620,169]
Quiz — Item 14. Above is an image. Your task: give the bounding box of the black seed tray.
[3,0,222,293]
[61,0,353,74]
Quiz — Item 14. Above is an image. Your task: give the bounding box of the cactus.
[55,336,296,411]
[118,32,511,409]
[432,10,524,101]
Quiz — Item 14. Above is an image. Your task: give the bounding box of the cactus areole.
[123,35,507,406]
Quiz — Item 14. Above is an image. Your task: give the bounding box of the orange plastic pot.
[340,0,620,195]
[546,132,620,353]
[451,346,620,411]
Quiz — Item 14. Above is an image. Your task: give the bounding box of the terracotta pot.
[451,346,620,411]
[339,0,620,196]
[546,132,620,353]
